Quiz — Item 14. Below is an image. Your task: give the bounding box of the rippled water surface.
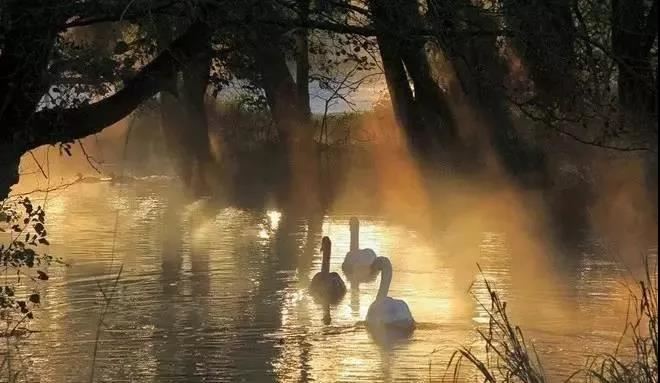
[3,180,657,382]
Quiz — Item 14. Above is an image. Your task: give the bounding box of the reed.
[446,259,658,383]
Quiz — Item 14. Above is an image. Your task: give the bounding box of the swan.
[310,237,346,304]
[341,217,378,284]
[366,256,415,335]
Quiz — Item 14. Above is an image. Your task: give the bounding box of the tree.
[0,0,656,201]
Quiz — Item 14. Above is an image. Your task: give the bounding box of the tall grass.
[582,258,657,383]
[446,260,658,383]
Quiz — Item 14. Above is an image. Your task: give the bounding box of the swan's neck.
[321,246,331,274]
[374,256,392,300]
[350,225,359,251]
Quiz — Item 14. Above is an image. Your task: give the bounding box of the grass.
[445,259,658,383]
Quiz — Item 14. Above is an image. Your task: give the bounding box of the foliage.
[446,266,546,383]
[446,261,658,383]
[582,259,658,383]
[0,197,59,335]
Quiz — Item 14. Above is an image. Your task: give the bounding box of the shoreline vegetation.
[441,259,658,383]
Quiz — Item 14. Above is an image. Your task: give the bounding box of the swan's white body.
[343,248,377,281]
[366,257,415,334]
[342,218,377,283]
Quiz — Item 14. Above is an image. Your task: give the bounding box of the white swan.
[310,237,347,304]
[366,256,415,334]
[341,217,377,283]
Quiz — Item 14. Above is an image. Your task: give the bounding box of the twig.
[27,151,48,180]
[77,140,102,174]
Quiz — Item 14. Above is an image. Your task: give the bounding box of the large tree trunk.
[501,0,577,106]
[374,34,418,143]
[369,0,456,158]
[180,50,214,194]
[612,0,658,129]
[0,2,64,197]
[295,0,312,119]
[249,9,320,213]
[253,31,305,144]
[612,0,658,217]
[157,21,214,194]
[429,0,548,186]
[400,37,457,153]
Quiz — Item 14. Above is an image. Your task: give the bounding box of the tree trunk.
[251,24,310,145]
[370,0,456,158]
[180,50,214,194]
[374,34,418,142]
[501,0,577,105]
[156,20,213,194]
[295,0,312,119]
[429,0,548,186]
[0,2,63,197]
[400,38,457,152]
[612,0,658,218]
[249,8,320,213]
[612,0,658,128]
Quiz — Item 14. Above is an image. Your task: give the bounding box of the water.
[2,179,656,382]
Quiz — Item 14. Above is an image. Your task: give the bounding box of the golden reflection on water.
[2,181,656,382]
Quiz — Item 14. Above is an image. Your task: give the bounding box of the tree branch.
[25,22,210,152]
[62,1,180,29]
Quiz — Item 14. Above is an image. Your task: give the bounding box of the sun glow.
[267,210,282,231]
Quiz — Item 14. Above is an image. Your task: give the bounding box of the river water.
[2,177,657,383]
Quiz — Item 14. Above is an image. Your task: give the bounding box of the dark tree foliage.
[0,0,656,199]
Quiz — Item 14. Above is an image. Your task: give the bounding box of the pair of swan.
[309,218,415,334]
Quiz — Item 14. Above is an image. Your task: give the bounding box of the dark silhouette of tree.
[0,0,656,199]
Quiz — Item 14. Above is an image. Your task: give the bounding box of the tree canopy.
[0,0,657,197]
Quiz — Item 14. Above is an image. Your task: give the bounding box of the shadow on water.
[155,201,187,381]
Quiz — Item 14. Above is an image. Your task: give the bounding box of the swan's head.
[321,236,331,253]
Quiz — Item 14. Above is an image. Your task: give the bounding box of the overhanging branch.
[25,22,210,152]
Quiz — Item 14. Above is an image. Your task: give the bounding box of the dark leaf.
[36,271,49,280]
[29,294,40,304]
[114,41,129,55]
[38,238,49,245]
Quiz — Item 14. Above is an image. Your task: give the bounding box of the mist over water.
[5,128,657,381]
